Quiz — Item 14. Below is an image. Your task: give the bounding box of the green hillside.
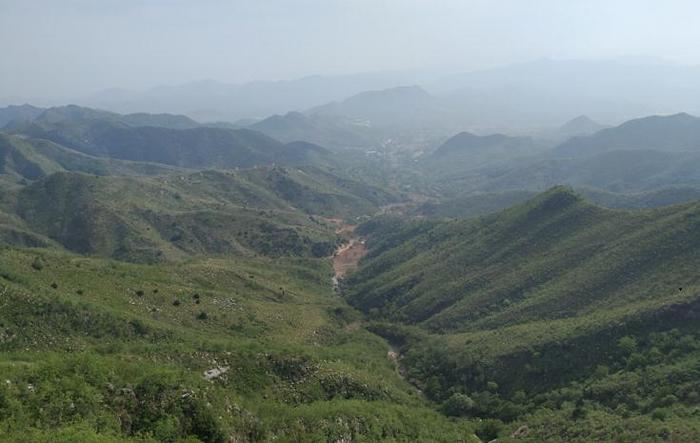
[7,166,395,263]
[0,133,179,184]
[0,247,477,442]
[4,104,200,130]
[343,187,700,440]
[428,132,544,174]
[7,106,341,171]
[5,102,700,441]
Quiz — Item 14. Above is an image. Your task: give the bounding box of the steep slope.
[343,187,700,439]
[348,187,700,331]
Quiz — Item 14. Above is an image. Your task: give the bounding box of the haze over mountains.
[7,0,700,439]
[5,78,700,440]
[27,58,695,132]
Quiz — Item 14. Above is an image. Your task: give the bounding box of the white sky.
[2,0,700,98]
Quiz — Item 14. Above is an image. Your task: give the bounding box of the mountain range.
[5,93,700,440]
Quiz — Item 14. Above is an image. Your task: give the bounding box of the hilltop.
[250,111,377,150]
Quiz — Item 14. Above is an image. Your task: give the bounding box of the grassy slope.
[0,247,477,442]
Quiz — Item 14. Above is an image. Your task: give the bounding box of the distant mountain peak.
[555,112,700,157]
[565,115,597,125]
[557,115,606,137]
[342,85,431,103]
[432,131,526,157]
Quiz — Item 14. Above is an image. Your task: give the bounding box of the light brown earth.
[329,222,368,292]
[332,237,367,279]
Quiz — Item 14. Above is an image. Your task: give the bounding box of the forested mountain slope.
[1,166,396,262]
[348,187,700,330]
[343,187,700,440]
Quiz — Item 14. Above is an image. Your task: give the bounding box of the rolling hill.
[5,165,396,262]
[0,245,477,442]
[0,132,180,185]
[8,106,339,170]
[5,97,700,441]
[426,114,700,197]
[3,104,201,130]
[250,111,378,149]
[427,132,545,172]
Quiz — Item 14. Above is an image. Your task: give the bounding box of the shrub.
[475,419,503,441]
[441,393,475,417]
[31,256,44,271]
[651,408,669,421]
[618,336,637,356]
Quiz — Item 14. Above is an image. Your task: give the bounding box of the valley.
[4,79,700,442]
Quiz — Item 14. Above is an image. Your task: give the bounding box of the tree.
[441,393,475,417]
[618,336,637,356]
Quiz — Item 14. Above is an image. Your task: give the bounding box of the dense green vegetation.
[0,247,478,442]
[0,158,396,263]
[344,188,700,440]
[4,103,700,441]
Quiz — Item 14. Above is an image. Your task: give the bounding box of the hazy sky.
[2,0,700,99]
